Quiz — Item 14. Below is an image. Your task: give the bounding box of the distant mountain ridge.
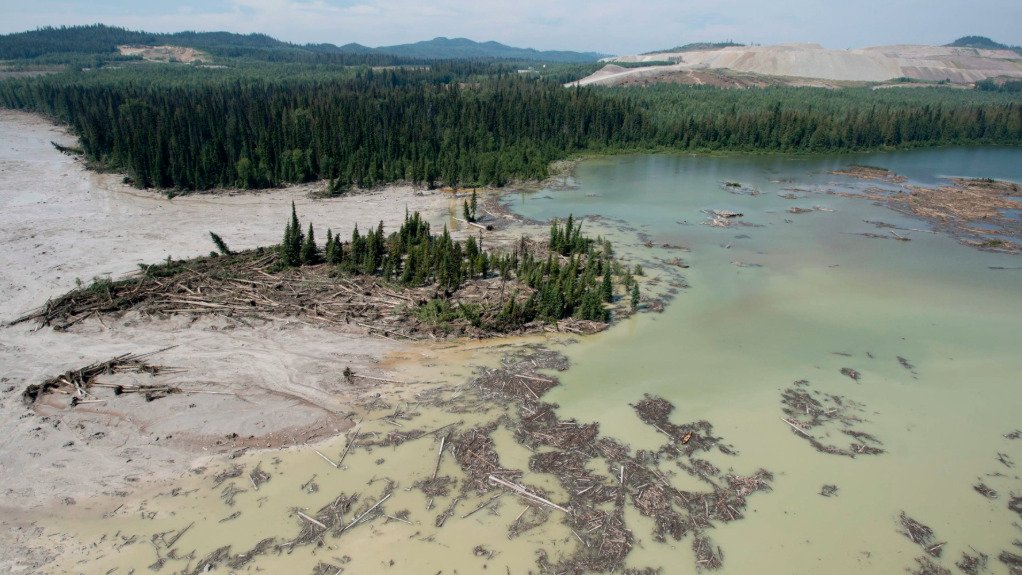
[0,25,604,63]
[371,37,605,62]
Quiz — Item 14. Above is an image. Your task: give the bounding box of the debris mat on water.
[910,556,951,575]
[899,512,944,558]
[150,349,773,573]
[780,380,884,458]
[447,352,773,573]
[956,549,988,575]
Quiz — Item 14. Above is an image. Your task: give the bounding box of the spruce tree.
[631,283,640,311]
[463,200,471,223]
[290,202,302,251]
[301,222,320,265]
[209,231,232,256]
[602,265,613,302]
[324,229,334,262]
[349,224,361,272]
[280,203,301,267]
[470,189,478,221]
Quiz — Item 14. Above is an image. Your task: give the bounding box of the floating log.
[780,417,812,437]
[487,475,569,513]
[296,511,326,530]
[461,495,501,519]
[432,434,448,479]
[314,449,338,468]
[341,493,392,532]
[337,422,363,467]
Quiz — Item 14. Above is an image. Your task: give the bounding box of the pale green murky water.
[45,149,1022,574]
[511,148,1022,573]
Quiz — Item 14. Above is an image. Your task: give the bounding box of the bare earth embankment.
[574,43,1022,87]
[0,110,460,570]
[117,45,210,63]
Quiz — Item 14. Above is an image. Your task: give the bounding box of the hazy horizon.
[0,0,1020,55]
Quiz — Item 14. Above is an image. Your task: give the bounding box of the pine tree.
[631,283,640,311]
[470,189,478,221]
[301,222,320,265]
[463,200,472,223]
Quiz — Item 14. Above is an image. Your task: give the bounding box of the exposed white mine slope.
[575,43,1022,86]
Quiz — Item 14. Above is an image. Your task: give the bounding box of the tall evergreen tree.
[324,228,334,263]
[280,201,302,267]
[602,265,613,303]
[300,222,320,265]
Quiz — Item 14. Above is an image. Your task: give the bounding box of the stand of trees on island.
[266,204,630,327]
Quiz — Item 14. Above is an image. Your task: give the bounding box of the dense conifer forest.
[1,26,1019,192]
[0,65,646,190]
[619,84,1022,151]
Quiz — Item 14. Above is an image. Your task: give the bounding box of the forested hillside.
[1,62,1019,191]
[0,65,648,190]
[0,25,602,66]
[616,85,1022,151]
[0,24,408,66]
[1,25,1020,192]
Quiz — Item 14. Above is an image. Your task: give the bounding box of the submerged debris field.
[832,166,1022,253]
[44,347,776,574]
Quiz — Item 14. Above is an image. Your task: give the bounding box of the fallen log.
[487,475,569,513]
[296,511,327,530]
[780,417,812,437]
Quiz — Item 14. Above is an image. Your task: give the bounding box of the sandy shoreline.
[0,110,465,571]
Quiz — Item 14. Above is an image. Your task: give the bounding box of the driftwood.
[296,511,327,530]
[488,475,569,513]
[314,449,338,468]
[956,549,988,575]
[899,512,943,557]
[23,349,177,406]
[432,434,448,479]
[12,248,610,341]
[779,380,884,458]
[337,422,363,467]
[454,217,493,231]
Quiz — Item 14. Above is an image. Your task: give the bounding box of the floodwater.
[511,148,1022,573]
[44,149,1022,574]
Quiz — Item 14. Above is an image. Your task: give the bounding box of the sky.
[1,0,1020,55]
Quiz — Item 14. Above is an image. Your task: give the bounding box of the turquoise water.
[510,149,1022,574]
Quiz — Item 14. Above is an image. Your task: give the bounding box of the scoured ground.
[0,110,451,570]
